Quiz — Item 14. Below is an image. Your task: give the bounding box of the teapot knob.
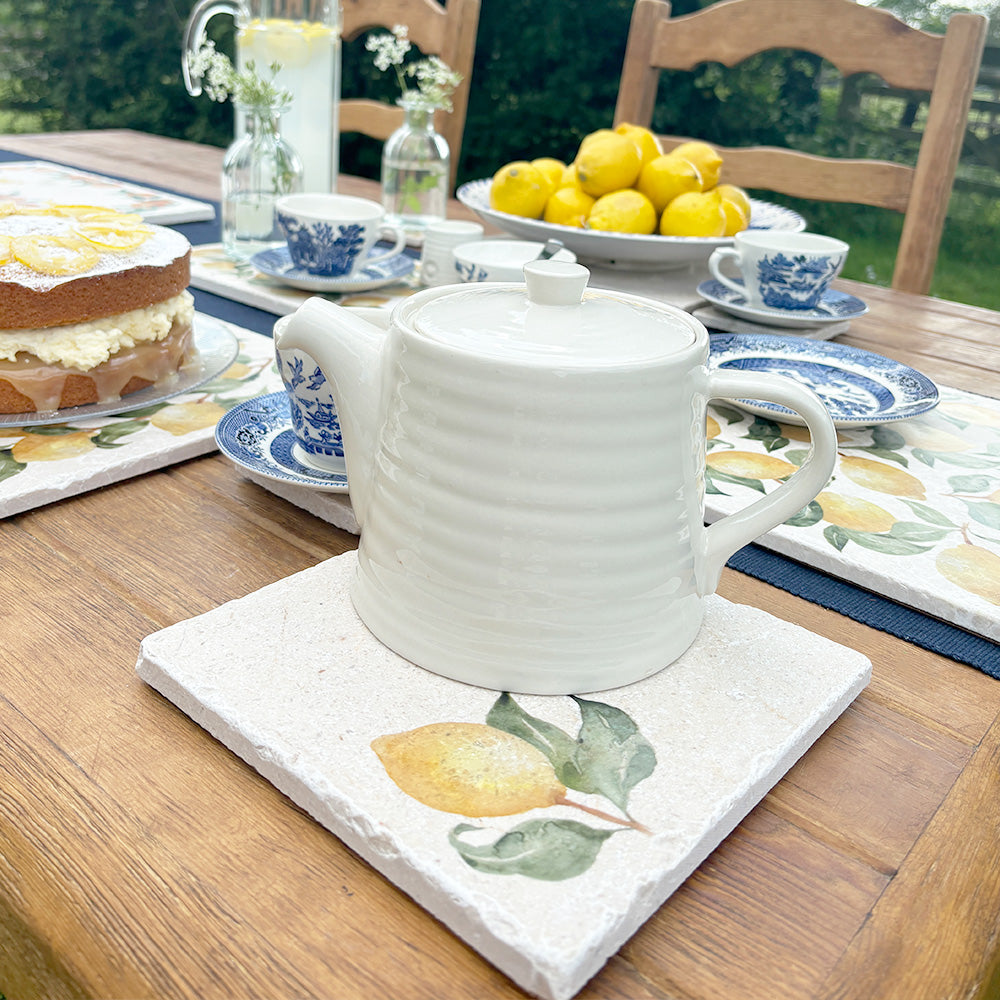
[524,259,590,305]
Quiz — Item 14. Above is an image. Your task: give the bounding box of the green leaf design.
[784,448,811,468]
[449,820,616,881]
[871,425,905,451]
[711,404,747,425]
[888,521,951,543]
[900,498,958,527]
[914,448,997,470]
[565,697,656,814]
[93,420,149,448]
[824,524,850,551]
[963,501,1000,531]
[486,693,579,779]
[706,467,767,494]
[834,527,932,555]
[0,450,26,483]
[948,474,994,494]
[744,417,787,452]
[112,402,170,418]
[785,500,823,527]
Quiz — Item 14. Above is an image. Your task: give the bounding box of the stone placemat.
[0,159,215,224]
[0,316,282,519]
[704,385,1000,644]
[137,550,870,1000]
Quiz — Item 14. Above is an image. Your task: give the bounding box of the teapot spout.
[275,297,388,526]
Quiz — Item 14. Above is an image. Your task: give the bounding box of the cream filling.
[0,291,195,371]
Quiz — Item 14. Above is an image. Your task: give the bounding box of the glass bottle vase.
[221,105,304,263]
[380,96,450,237]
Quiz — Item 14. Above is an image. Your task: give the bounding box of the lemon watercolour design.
[705,392,1000,608]
[0,349,272,483]
[372,693,656,881]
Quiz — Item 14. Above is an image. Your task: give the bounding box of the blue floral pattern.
[278,214,366,277]
[755,251,841,310]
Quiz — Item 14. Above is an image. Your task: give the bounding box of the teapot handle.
[701,369,837,593]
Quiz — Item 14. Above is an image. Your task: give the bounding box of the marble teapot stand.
[136,551,871,1000]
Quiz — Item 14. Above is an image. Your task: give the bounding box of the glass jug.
[183,0,341,195]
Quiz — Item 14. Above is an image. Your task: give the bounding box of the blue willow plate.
[708,333,939,428]
[215,391,349,493]
[250,243,415,293]
[697,278,869,330]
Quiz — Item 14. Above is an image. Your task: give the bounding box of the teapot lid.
[410,260,701,366]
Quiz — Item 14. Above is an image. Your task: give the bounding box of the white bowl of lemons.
[457,129,805,271]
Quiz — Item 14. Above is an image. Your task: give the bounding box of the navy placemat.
[3,145,996,676]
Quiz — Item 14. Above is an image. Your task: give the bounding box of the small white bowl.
[453,239,577,282]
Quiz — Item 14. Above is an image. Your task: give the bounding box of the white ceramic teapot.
[276,261,837,694]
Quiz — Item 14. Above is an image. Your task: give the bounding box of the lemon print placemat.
[705,387,1000,645]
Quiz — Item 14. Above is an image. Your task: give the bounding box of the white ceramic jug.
[277,261,837,694]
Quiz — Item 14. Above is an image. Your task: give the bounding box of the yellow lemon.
[372,723,566,817]
[531,157,566,200]
[817,491,896,533]
[577,128,616,155]
[670,140,723,189]
[490,161,549,218]
[614,122,662,168]
[11,430,96,462]
[936,544,1000,606]
[558,162,581,189]
[716,184,751,236]
[575,133,643,197]
[12,234,99,275]
[707,450,798,480]
[150,402,226,436]
[659,190,726,237]
[0,234,11,265]
[838,455,926,499]
[637,153,703,214]
[543,186,596,228]
[586,188,657,235]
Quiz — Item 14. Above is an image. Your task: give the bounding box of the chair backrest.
[340,0,481,192]
[613,0,988,295]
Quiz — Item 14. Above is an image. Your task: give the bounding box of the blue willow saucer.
[251,243,415,293]
[708,333,939,428]
[215,392,349,492]
[698,278,868,329]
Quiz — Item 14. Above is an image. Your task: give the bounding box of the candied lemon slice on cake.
[0,235,11,265]
[75,219,155,251]
[12,233,100,275]
[56,204,143,223]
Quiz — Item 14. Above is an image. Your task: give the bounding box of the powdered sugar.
[0,211,189,291]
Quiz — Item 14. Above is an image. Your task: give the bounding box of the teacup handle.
[708,247,747,298]
[701,369,837,592]
[367,224,408,268]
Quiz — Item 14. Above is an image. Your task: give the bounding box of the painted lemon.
[372,722,566,817]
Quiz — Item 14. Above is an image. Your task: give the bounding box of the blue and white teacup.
[709,231,849,311]
[273,308,390,473]
[276,193,407,278]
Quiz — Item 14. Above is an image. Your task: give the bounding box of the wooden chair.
[613,0,988,295]
[340,0,481,191]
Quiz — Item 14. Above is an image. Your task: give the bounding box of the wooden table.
[2,129,1000,1000]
